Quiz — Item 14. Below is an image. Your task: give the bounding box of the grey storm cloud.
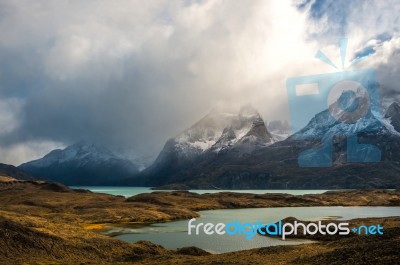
[0,0,399,165]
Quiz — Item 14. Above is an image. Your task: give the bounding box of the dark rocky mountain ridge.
[129,101,400,189]
[19,141,139,185]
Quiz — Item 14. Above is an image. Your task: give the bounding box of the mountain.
[288,90,387,166]
[19,142,139,185]
[131,98,400,189]
[0,163,37,181]
[385,102,400,133]
[267,120,291,141]
[170,104,273,157]
[131,105,274,186]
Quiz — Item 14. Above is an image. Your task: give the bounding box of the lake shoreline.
[108,206,400,253]
[0,179,399,263]
[70,186,333,197]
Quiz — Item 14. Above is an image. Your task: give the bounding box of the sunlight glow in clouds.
[0,0,399,165]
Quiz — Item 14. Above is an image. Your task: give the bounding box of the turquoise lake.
[71,187,400,253]
[104,206,400,253]
[70,186,330,197]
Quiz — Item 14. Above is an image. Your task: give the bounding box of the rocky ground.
[0,177,398,264]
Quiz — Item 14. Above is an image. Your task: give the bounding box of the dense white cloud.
[0,0,399,165]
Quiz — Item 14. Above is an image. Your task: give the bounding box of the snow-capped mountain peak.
[385,102,400,133]
[19,141,140,185]
[27,141,118,168]
[293,90,388,140]
[169,105,273,159]
[386,102,400,115]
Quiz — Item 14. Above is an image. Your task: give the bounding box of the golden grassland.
[0,178,398,264]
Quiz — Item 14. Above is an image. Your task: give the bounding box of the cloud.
[0,0,399,165]
[0,140,64,165]
[0,98,23,136]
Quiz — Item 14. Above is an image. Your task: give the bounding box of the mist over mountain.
[127,99,400,189]
[18,98,400,189]
[19,141,139,185]
[0,0,399,167]
[385,102,400,133]
[130,105,274,186]
[267,120,291,141]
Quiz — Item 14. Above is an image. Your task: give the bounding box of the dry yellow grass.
[0,180,398,264]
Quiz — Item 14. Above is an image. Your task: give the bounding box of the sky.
[0,0,399,165]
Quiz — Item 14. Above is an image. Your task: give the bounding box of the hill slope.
[132,100,400,189]
[19,141,139,185]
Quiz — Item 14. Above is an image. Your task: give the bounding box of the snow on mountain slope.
[172,105,273,158]
[26,141,119,168]
[293,90,386,140]
[384,102,400,135]
[138,105,274,186]
[19,141,139,185]
[137,99,400,188]
[267,120,291,141]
